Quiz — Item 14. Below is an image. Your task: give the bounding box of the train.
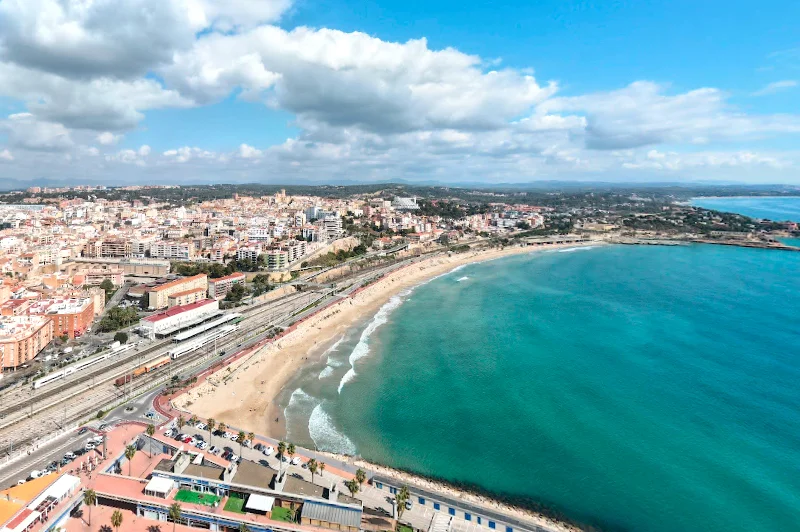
[33,343,135,389]
[114,355,170,387]
[168,324,238,360]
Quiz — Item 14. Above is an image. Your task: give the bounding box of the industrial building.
[139,298,220,339]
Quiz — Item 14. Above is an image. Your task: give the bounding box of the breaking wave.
[309,403,357,455]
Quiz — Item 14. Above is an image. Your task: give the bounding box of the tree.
[396,486,410,520]
[125,445,137,477]
[319,462,326,477]
[83,489,97,527]
[355,468,367,487]
[99,279,115,292]
[307,458,318,484]
[344,479,360,498]
[168,502,182,532]
[190,414,199,426]
[218,422,227,435]
[177,415,185,432]
[238,524,250,532]
[277,441,286,475]
[113,332,128,344]
[207,418,216,441]
[110,509,123,532]
[247,432,255,448]
[287,443,296,466]
[236,431,246,455]
[146,424,155,458]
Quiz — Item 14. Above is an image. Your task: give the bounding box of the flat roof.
[284,476,325,499]
[145,476,174,495]
[183,464,223,481]
[150,274,207,293]
[245,493,275,513]
[142,299,217,323]
[301,501,362,528]
[210,272,245,283]
[232,460,276,491]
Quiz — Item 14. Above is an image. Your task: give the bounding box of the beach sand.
[174,241,594,440]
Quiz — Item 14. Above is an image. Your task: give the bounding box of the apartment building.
[207,272,246,299]
[150,241,195,260]
[167,287,207,307]
[265,250,289,270]
[27,297,95,338]
[0,316,54,370]
[146,274,208,309]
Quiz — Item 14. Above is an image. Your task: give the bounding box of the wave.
[321,335,345,361]
[309,402,357,455]
[337,292,407,394]
[556,246,595,253]
[283,388,320,442]
[318,365,334,380]
[456,276,470,282]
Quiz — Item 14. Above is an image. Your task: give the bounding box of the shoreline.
[173,241,598,440]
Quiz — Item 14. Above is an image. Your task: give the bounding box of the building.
[319,215,343,241]
[0,316,53,370]
[282,240,308,263]
[138,298,219,339]
[146,274,208,310]
[26,297,94,339]
[150,241,195,260]
[101,239,131,258]
[207,272,246,300]
[236,245,262,263]
[167,287,207,307]
[265,250,288,270]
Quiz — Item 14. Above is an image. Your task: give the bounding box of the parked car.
[208,445,219,455]
[263,446,274,456]
[98,423,108,431]
[230,454,240,463]
[291,456,301,466]
[91,436,104,444]
[77,427,88,435]
[221,450,232,460]
[29,470,42,479]
[64,452,76,460]
[85,442,96,451]
[254,443,264,452]
[405,501,413,511]
[196,423,206,431]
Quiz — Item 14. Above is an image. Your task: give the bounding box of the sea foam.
[556,246,595,253]
[456,276,470,282]
[337,292,407,394]
[283,388,319,442]
[309,403,357,455]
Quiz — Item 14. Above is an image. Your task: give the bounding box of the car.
[196,423,206,431]
[196,441,208,450]
[242,439,252,448]
[98,423,108,431]
[91,436,104,444]
[77,427,88,435]
[30,470,42,479]
[183,437,192,444]
[223,432,233,440]
[176,433,187,441]
[230,454,240,463]
[60,458,71,467]
[291,456,301,466]
[221,450,232,460]
[85,442,96,451]
[188,438,197,446]
[405,501,413,511]
[74,448,87,457]
[64,452,76,460]
[254,443,264,452]
[208,445,219,455]
[164,429,175,437]
[263,446,274,456]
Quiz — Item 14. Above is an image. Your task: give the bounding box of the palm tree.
[83,489,97,527]
[277,441,286,475]
[319,462,326,477]
[177,415,185,432]
[146,424,156,458]
[247,432,255,448]
[125,445,137,477]
[218,422,227,436]
[207,418,216,441]
[168,502,182,532]
[190,414,199,425]
[307,458,318,484]
[238,523,250,532]
[355,468,367,487]
[110,509,123,532]
[396,486,410,520]
[235,431,246,456]
[344,479,360,498]
[287,443,296,466]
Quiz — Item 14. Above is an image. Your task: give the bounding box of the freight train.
[114,355,170,387]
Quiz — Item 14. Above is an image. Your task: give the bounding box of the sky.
[0,0,798,187]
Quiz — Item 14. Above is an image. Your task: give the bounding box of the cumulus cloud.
[96,132,121,145]
[2,113,73,151]
[0,149,13,161]
[752,80,797,96]
[238,144,263,158]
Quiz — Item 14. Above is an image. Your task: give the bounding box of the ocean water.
[692,196,800,221]
[282,244,800,532]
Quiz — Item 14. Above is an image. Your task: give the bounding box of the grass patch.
[397,525,414,532]
[271,506,294,522]
[174,489,220,507]
[224,493,247,514]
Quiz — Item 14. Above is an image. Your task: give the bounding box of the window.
[418,497,425,505]
[433,503,440,511]
[448,508,456,516]
[506,527,513,532]
[489,522,496,529]
[376,482,383,489]
[389,487,397,494]
[465,513,472,521]
[477,517,482,525]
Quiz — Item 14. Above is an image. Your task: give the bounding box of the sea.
[279,197,800,532]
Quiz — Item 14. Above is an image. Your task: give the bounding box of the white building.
[139,299,219,339]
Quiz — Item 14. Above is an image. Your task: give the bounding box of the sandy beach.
[174,241,595,439]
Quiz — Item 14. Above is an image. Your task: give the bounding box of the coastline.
[173,241,598,440]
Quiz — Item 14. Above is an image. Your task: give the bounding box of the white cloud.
[238,143,263,158]
[0,149,13,161]
[2,113,73,151]
[96,132,121,145]
[138,145,151,157]
[163,146,216,163]
[752,80,798,96]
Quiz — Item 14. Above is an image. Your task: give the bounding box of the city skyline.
[0,0,799,185]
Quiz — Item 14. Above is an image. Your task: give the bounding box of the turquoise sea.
[692,196,800,221]
[280,200,800,532]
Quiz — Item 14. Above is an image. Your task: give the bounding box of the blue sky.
[0,0,798,185]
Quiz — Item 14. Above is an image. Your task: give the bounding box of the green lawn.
[271,506,294,522]
[174,489,220,507]
[224,493,247,514]
[398,525,414,532]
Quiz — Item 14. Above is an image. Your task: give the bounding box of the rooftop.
[142,299,217,323]
[150,274,207,293]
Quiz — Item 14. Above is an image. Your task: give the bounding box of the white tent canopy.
[245,494,275,513]
[144,476,174,498]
